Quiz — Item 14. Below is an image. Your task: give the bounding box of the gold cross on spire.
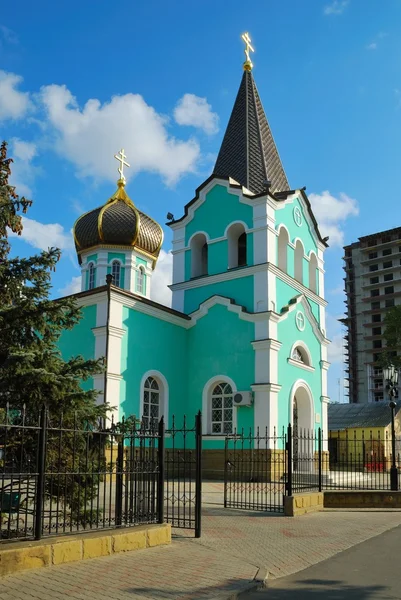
[114,148,130,182]
[241,32,254,71]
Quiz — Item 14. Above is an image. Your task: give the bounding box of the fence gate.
[224,428,286,512]
[164,412,202,537]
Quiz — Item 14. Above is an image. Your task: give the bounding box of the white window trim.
[111,260,122,287]
[139,370,169,427]
[88,262,96,290]
[202,375,237,435]
[287,358,315,372]
[289,340,313,368]
[136,266,146,295]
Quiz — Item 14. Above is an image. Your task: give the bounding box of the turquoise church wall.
[120,306,188,425]
[57,304,97,392]
[187,304,254,449]
[184,276,254,314]
[277,309,322,431]
[185,185,253,245]
[278,198,318,256]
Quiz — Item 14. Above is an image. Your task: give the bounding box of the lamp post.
[384,364,399,491]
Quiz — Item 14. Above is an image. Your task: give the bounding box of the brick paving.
[3,486,401,599]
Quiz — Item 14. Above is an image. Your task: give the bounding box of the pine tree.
[0,141,106,422]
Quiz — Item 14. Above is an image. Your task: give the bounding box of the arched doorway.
[290,382,314,471]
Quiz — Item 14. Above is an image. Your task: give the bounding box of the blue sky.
[1,0,401,403]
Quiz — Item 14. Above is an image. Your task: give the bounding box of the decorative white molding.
[287,358,315,373]
[320,360,330,371]
[111,290,189,328]
[251,339,282,351]
[251,383,282,393]
[288,379,315,431]
[320,396,330,404]
[189,295,272,326]
[170,260,328,307]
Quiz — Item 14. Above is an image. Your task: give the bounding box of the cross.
[114,148,130,181]
[296,312,305,331]
[241,32,254,64]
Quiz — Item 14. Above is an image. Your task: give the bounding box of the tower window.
[278,227,289,272]
[88,262,96,290]
[294,240,304,284]
[227,223,247,269]
[308,253,318,294]
[111,260,121,288]
[190,233,208,277]
[136,266,146,295]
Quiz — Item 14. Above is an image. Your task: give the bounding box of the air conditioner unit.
[233,391,253,407]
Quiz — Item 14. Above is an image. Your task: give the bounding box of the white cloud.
[59,275,81,297]
[323,0,348,15]
[0,25,18,45]
[366,42,377,50]
[0,71,32,121]
[328,284,344,296]
[174,94,219,135]
[328,333,344,364]
[308,190,359,247]
[40,84,201,186]
[150,249,173,307]
[11,217,74,251]
[9,138,39,197]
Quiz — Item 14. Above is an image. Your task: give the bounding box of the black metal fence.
[0,406,202,544]
[224,427,286,512]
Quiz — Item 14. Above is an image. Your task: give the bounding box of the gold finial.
[114,148,130,185]
[241,32,254,71]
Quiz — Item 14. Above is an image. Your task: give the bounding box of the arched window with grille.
[290,343,312,368]
[136,266,146,295]
[111,260,121,287]
[88,262,96,290]
[211,382,233,434]
[142,376,160,428]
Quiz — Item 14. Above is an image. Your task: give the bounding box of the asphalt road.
[244,523,401,599]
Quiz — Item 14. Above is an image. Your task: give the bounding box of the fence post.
[286,424,292,497]
[115,436,124,527]
[195,411,202,538]
[318,428,322,493]
[157,417,165,524]
[34,405,47,541]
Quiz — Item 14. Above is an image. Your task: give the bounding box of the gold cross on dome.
[241,32,254,68]
[114,148,130,181]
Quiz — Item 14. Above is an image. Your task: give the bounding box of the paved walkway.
[3,493,401,599]
[243,524,401,599]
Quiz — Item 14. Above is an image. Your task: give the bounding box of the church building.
[58,35,331,449]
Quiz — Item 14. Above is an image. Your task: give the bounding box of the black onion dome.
[73,180,163,266]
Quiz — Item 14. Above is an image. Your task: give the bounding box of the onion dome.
[73,177,163,266]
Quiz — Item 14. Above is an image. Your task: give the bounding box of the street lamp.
[384,364,399,491]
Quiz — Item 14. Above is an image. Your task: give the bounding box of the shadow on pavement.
[251,578,387,599]
[124,576,257,598]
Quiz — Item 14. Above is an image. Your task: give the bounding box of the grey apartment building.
[342,227,401,403]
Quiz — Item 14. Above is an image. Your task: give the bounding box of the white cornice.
[109,325,125,339]
[169,260,327,307]
[110,291,189,329]
[92,326,106,337]
[321,396,331,404]
[320,360,330,371]
[252,339,282,351]
[251,383,282,393]
[188,295,273,326]
[287,358,315,373]
[108,373,123,381]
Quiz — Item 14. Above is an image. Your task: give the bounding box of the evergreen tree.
[0,141,106,422]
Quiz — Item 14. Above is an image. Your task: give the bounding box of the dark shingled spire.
[213,70,289,194]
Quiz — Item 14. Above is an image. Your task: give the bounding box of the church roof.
[73,179,163,266]
[213,69,289,194]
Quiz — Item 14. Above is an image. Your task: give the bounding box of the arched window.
[211,382,233,434]
[290,343,312,367]
[190,233,208,278]
[142,376,160,428]
[294,240,304,284]
[278,227,289,272]
[309,253,318,294]
[111,260,121,287]
[227,223,247,269]
[88,262,96,290]
[136,266,146,295]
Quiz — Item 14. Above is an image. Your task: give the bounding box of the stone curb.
[211,566,269,600]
